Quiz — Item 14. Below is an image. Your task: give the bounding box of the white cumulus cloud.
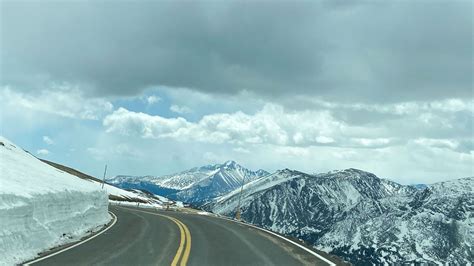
[36,149,50,155]
[102,98,473,164]
[170,105,192,114]
[103,107,191,139]
[1,85,113,120]
[104,104,345,146]
[146,95,161,105]
[42,136,54,145]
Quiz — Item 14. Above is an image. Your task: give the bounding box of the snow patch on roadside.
[0,137,110,265]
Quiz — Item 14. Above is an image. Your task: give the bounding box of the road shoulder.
[23,211,117,265]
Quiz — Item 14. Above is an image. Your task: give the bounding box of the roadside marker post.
[235,175,245,221]
[101,164,107,189]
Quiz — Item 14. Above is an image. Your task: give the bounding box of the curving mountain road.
[28,205,341,266]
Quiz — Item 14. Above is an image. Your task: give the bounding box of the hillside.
[40,159,104,183]
[207,168,473,265]
[108,160,268,204]
[41,159,170,205]
[0,137,110,265]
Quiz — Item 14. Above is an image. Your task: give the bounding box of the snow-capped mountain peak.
[107,161,268,204]
[222,160,237,167]
[255,169,270,177]
[207,168,473,265]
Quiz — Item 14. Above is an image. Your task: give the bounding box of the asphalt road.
[32,205,339,266]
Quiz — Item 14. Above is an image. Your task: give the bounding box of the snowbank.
[109,200,164,209]
[0,137,110,265]
[100,182,166,203]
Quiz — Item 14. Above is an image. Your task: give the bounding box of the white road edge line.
[218,216,336,266]
[25,211,118,265]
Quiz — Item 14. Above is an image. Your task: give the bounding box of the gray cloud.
[1,1,471,103]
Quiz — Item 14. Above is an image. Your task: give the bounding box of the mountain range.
[109,161,473,264]
[107,160,268,204]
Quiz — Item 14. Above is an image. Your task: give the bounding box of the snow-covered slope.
[174,161,269,203]
[211,169,305,214]
[100,182,170,206]
[110,165,215,191]
[0,137,110,265]
[40,159,171,206]
[208,168,473,265]
[108,161,269,204]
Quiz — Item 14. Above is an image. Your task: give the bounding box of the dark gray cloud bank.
[1,0,471,103]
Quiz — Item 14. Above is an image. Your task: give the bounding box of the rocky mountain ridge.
[108,160,268,204]
[207,168,473,265]
[108,162,472,264]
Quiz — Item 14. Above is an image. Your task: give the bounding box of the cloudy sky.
[1,0,472,184]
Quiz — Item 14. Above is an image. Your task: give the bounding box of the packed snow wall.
[0,137,110,265]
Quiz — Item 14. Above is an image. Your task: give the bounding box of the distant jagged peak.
[191,160,240,172]
[212,160,268,176]
[339,168,375,176]
[220,160,240,169]
[223,160,237,166]
[188,163,218,172]
[255,169,270,177]
[428,176,474,195]
[344,167,368,172]
[275,168,294,175]
[315,168,379,179]
[274,168,309,177]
